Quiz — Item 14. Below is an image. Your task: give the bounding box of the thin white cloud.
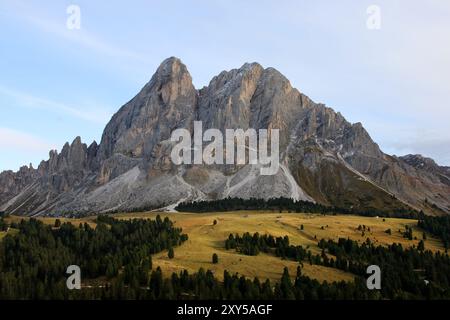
[0,85,111,124]
[0,127,56,154]
[28,15,150,64]
[3,1,150,65]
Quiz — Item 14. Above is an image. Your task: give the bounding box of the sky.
[0,0,449,172]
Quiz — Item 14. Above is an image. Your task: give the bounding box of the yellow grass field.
[3,211,446,283]
[111,211,446,283]
[4,215,98,229]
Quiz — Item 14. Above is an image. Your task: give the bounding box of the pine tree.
[418,240,425,251]
[168,247,175,259]
[280,267,295,299]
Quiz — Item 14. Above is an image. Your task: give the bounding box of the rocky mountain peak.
[145,57,194,104]
[401,154,437,168]
[155,56,188,77]
[95,57,198,182]
[72,136,83,145]
[1,57,449,216]
[400,154,450,186]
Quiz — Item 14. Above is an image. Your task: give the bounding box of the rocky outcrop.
[0,164,39,206]
[98,58,197,161]
[0,136,98,215]
[400,154,450,185]
[1,57,449,216]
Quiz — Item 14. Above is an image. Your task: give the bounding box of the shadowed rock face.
[0,165,39,206]
[99,57,197,162]
[400,154,450,185]
[1,57,449,216]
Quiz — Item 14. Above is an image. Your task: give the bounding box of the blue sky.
[1,0,449,171]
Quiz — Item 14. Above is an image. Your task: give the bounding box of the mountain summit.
[1,57,449,216]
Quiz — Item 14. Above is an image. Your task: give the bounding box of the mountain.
[400,154,450,187]
[1,57,449,216]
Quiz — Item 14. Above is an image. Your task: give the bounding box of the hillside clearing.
[3,211,445,283]
[112,211,446,282]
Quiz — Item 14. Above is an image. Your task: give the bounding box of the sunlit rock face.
[1,57,449,216]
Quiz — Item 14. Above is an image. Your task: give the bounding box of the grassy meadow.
[2,211,446,283]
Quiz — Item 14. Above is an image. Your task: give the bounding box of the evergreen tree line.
[1,216,449,300]
[0,216,377,300]
[0,215,187,299]
[318,237,450,299]
[86,266,378,300]
[418,215,450,250]
[0,218,7,231]
[176,197,419,219]
[226,232,450,299]
[225,233,310,260]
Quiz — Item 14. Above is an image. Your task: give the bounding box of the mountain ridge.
[1,57,449,216]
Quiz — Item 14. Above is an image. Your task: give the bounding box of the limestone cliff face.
[0,136,98,215]
[0,164,39,206]
[97,57,198,183]
[1,57,449,216]
[400,154,450,186]
[99,57,197,160]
